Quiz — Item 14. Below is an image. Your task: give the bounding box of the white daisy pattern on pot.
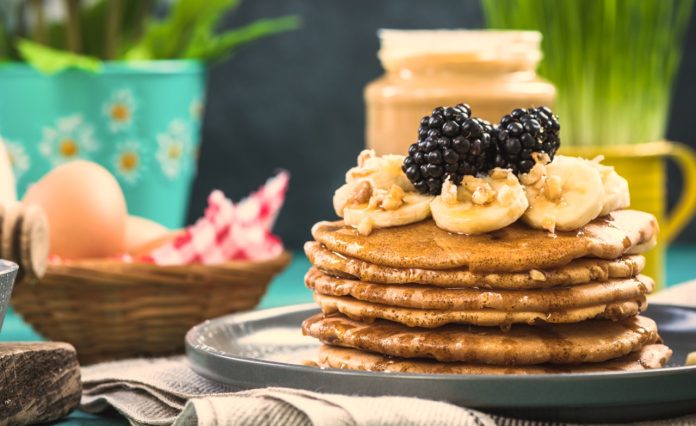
[3,139,30,181]
[39,114,98,165]
[103,89,136,132]
[190,97,205,121]
[156,119,190,180]
[112,140,145,185]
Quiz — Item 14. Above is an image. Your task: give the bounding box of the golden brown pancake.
[306,268,653,312]
[302,313,659,365]
[317,344,672,375]
[314,293,646,327]
[311,210,658,272]
[305,241,645,289]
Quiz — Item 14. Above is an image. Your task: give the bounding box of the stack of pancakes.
[302,209,673,374]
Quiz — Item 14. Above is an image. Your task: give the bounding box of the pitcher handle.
[664,142,696,243]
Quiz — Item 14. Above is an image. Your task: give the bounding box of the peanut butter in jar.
[365,30,556,155]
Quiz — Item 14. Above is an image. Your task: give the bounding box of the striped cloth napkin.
[80,280,696,426]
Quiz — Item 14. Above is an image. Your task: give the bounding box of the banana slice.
[333,181,370,217]
[430,170,529,234]
[346,150,414,191]
[522,155,605,232]
[590,157,631,216]
[343,189,433,235]
[334,150,432,234]
[334,150,418,217]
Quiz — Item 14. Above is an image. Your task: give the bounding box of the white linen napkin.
[81,356,498,426]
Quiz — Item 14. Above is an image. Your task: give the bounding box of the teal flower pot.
[0,60,206,228]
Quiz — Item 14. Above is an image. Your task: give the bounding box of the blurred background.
[194,0,696,249]
[0,0,694,396]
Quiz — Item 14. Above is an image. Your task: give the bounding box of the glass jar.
[365,30,556,155]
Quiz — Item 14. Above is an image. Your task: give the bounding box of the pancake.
[317,344,672,375]
[311,209,657,272]
[302,313,659,365]
[306,268,653,312]
[314,293,646,327]
[305,241,645,289]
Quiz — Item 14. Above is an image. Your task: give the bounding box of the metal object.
[0,260,18,333]
[186,303,696,423]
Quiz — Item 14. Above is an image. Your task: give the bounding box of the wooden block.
[0,342,81,425]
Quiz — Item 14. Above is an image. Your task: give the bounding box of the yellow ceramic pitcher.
[562,141,696,289]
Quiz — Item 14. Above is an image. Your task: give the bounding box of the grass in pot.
[482,0,696,287]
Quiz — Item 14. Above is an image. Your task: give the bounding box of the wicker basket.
[11,252,291,364]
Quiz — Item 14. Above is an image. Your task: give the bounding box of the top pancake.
[305,241,645,289]
[312,209,657,272]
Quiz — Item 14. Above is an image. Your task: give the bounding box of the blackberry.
[403,104,496,195]
[492,106,561,174]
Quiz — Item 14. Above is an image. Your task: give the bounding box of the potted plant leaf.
[0,0,298,228]
[482,0,696,287]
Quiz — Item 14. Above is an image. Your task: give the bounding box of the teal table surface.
[2,247,695,425]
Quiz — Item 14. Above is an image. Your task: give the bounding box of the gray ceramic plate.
[186,303,696,423]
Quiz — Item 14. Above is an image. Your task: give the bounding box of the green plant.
[482,0,693,146]
[0,0,299,73]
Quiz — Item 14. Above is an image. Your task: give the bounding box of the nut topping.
[381,185,405,211]
[349,180,372,206]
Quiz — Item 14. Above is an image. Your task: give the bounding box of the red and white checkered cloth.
[146,171,289,265]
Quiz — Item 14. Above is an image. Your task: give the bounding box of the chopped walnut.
[471,185,495,205]
[531,152,551,165]
[589,265,605,280]
[520,162,546,186]
[520,172,537,186]
[529,269,547,282]
[381,197,401,211]
[381,185,405,210]
[367,189,386,209]
[441,178,458,204]
[463,175,482,193]
[348,180,372,205]
[490,168,509,180]
[459,175,499,205]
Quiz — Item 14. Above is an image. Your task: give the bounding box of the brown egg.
[24,161,127,259]
[125,215,173,256]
